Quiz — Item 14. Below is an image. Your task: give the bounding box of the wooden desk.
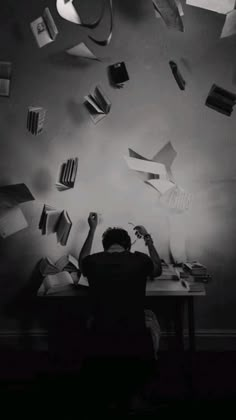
[38,277,206,354]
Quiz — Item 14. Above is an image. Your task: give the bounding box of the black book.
[108,61,129,87]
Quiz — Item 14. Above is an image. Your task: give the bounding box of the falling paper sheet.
[221,9,236,38]
[0,183,35,209]
[56,0,105,28]
[124,156,167,177]
[154,0,184,17]
[152,0,184,32]
[161,185,193,211]
[89,0,113,46]
[0,207,28,238]
[66,42,98,59]
[146,179,175,194]
[186,0,235,14]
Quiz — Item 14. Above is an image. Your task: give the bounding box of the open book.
[30,7,58,48]
[0,207,28,238]
[39,204,72,246]
[0,61,12,97]
[84,85,111,124]
[38,271,75,295]
[27,107,46,135]
[56,157,78,191]
[39,254,79,275]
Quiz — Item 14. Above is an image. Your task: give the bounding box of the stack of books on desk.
[183,261,210,283]
[39,254,79,276]
[157,262,179,280]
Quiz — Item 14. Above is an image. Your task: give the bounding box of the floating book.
[221,9,236,39]
[0,183,34,209]
[66,42,98,60]
[205,84,236,116]
[30,7,58,48]
[56,157,78,191]
[152,0,184,32]
[0,61,12,97]
[39,204,72,246]
[160,185,193,212]
[108,62,129,88]
[27,107,46,135]
[0,207,28,238]
[84,85,111,124]
[169,61,186,90]
[186,0,235,15]
[39,254,79,276]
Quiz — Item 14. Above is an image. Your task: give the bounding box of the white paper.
[186,0,235,14]
[30,17,53,48]
[66,42,98,59]
[56,0,82,24]
[124,156,167,176]
[0,207,28,238]
[146,179,175,194]
[221,9,236,38]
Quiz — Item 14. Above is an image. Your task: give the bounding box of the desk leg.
[174,298,184,352]
[188,297,195,353]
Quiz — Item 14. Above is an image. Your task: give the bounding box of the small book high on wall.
[39,204,72,246]
[27,107,46,135]
[108,62,129,88]
[56,158,78,191]
[205,84,236,116]
[30,7,58,48]
[84,85,111,124]
[0,61,12,97]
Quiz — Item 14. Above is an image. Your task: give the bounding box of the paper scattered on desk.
[66,42,98,60]
[89,0,113,46]
[186,0,235,14]
[152,0,184,32]
[125,156,167,177]
[0,61,12,97]
[0,207,28,238]
[0,183,35,209]
[30,8,58,48]
[221,9,236,38]
[205,84,236,116]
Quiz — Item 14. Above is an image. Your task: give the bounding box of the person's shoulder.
[84,252,106,262]
[133,251,152,262]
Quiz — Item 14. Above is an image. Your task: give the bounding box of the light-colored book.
[30,7,58,48]
[42,271,74,294]
[39,205,72,246]
[84,85,111,124]
[66,42,98,59]
[0,207,28,238]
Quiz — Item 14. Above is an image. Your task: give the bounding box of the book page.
[56,0,82,24]
[221,10,236,38]
[124,156,167,176]
[146,179,175,194]
[44,271,74,292]
[161,185,193,211]
[0,183,34,209]
[186,0,235,14]
[0,207,28,238]
[45,210,60,235]
[66,42,98,59]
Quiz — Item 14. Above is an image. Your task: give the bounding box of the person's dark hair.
[102,227,131,251]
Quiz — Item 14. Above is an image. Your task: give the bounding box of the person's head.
[102,227,131,251]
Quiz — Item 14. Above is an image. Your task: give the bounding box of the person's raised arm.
[134,225,162,277]
[78,212,98,272]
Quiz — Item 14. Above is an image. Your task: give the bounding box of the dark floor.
[0,348,235,416]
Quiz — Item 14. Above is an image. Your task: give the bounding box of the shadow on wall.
[115,0,149,22]
[66,99,88,126]
[31,168,52,196]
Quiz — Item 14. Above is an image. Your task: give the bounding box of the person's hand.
[133,225,149,239]
[88,212,98,231]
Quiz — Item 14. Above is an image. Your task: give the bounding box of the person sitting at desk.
[78,212,162,360]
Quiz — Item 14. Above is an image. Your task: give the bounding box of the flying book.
[0,207,28,238]
[169,61,186,90]
[0,183,34,209]
[84,85,111,124]
[205,84,236,116]
[221,10,236,38]
[108,62,129,88]
[66,42,98,60]
[56,157,78,191]
[146,179,175,194]
[161,185,193,212]
[30,7,58,48]
[27,107,46,135]
[39,204,72,246]
[0,61,12,97]
[39,254,79,276]
[152,0,184,32]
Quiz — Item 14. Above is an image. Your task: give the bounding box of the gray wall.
[0,0,236,331]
